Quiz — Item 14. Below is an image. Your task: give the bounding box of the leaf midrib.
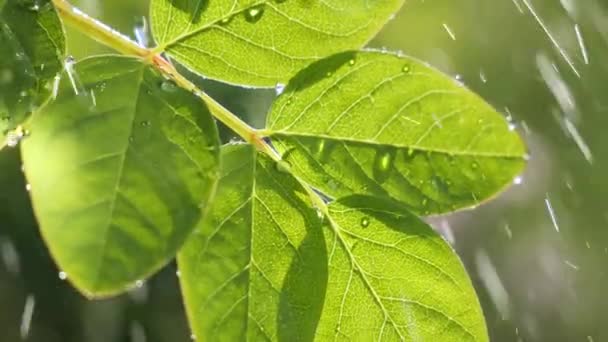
[91,65,146,291]
[267,132,525,159]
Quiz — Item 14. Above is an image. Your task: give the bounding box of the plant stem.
[50,0,264,148]
[49,0,330,213]
[51,0,149,59]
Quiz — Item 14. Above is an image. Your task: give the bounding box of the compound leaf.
[150,0,404,87]
[266,51,527,215]
[21,55,220,297]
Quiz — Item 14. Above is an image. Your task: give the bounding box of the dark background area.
[1,0,607,341]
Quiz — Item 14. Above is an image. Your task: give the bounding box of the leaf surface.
[266,51,527,215]
[319,195,488,341]
[21,55,220,296]
[179,145,487,341]
[1,0,65,139]
[178,144,327,341]
[150,0,404,87]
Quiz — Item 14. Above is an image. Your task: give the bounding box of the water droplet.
[360,217,370,228]
[135,280,143,288]
[161,80,177,92]
[373,150,395,183]
[219,16,233,25]
[140,120,151,127]
[176,270,181,278]
[471,162,479,169]
[25,184,31,192]
[513,176,523,185]
[275,83,285,96]
[325,71,333,77]
[58,271,67,280]
[402,64,411,73]
[348,59,356,66]
[244,5,265,23]
[133,16,149,47]
[190,333,197,340]
[275,160,291,173]
[5,126,27,148]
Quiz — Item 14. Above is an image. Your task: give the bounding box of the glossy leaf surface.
[21,56,220,296]
[150,0,404,87]
[178,144,327,341]
[318,195,488,341]
[267,51,527,215]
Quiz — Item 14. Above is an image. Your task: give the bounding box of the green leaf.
[266,51,527,215]
[150,0,404,87]
[319,195,488,341]
[179,145,487,341]
[21,55,220,297]
[178,144,328,341]
[0,0,65,138]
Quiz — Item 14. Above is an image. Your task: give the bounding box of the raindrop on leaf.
[244,5,265,23]
[160,80,177,92]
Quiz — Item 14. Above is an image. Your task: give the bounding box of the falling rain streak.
[20,294,35,339]
[522,0,581,77]
[544,194,560,232]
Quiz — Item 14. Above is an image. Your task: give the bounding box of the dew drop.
[176,270,181,278]
[135,280,143,288]
[58,271,67,280]
[275,83,285,96]
[140,120,151,127]
[513,176,523,185]
[161,80,177,92]
[360,217,370,228]
[275,160,291,174]
[219,16,233,25]
[25,184,31,192]
[244,5,265,23]
[471,162,479,169]
[373,150,395,183]
[348,59,356,66]
[402,64,411,73]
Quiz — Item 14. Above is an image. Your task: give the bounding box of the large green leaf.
[21,55,220,297]
[179,145,487,340]
[266,51,527,215]
[319,195,487,341]
[178,144,328,341]
[0,0,65,139]
[150,0,404,87]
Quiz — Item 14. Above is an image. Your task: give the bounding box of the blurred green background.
[2,0,607,341]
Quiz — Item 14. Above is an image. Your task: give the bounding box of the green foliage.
[150,0,405,87]
[179,145,327,341]
[0,0,65,138]
[266,51,526,215]
[179,144,487,341]
[0,0,528,340]
[21,56,220,296]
